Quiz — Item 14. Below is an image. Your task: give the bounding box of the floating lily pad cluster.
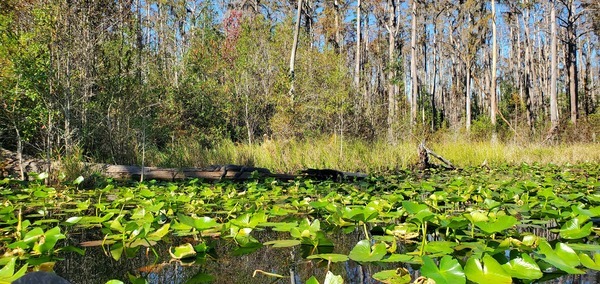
[0,163,599,283]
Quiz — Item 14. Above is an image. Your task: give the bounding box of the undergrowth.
[142,134,600,173]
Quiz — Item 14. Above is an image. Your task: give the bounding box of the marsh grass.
[143,134,600,173]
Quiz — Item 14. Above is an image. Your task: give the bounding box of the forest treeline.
[1,0,599,166]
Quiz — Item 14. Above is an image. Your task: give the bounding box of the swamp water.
[4,164,600,283]
[51,230,600,284]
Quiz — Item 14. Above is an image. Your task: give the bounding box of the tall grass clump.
[140,133,599,173]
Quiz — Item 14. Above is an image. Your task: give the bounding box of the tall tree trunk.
[431,22,438,131]
[566,1,578,124]
[363,9,370,112]
[289,0,303,103]
[584,35,592,116]
[522,7,535,132]
[354,0,361,90]
[550,1,559,129]
[386,0,398,142]
[334,0,341,53]
[466,65,472,131]
[490,0,498,140]
[410,0,417,127]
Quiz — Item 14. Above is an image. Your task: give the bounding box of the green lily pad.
[36,226,66,253]
[169,243,197,259]
[402,201,428,214]
[559,216,593,239]
[379,254,414,263]
[232,241,263,256]
[568,243,600,252]
[579,253,600,270]
[424,241,457,255]
[372,268,411,284]
[177,214,218,231]
[306,254,349,263]
[306,271,344,284]
[475,215,518,235]
[73,176,84,185]
[465,211,489,223]
[501,253,543,280]
[147,223,171,241]
[263,239,301,248]
[535,239,585,274]
[323,271,343,284]
[110,243,124,261]
[349,240,387,262]
[0,258,27,283]
[139,188,155,198]
[421,255,465,284]
[464,254,512,284]
[258,222,298,232]
[306,276,320,284]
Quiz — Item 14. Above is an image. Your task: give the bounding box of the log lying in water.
[301,168,368,181]
[1,148,51,180]
[90,165,367,181]
[93,164,298,181]
[1,148,366,182]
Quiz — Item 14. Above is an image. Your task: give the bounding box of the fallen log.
[1,148,51,181]
[91,164,298,181]
[301,168,368,181]
[1,148,365,182]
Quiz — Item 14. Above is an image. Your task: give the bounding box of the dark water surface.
[50,229,600,284]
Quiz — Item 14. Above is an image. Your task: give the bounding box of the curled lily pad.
[306,253,349,263]
[73,176,84,185]
[263,239,301,248]
[169,243,196,259]
[323,271,343,284]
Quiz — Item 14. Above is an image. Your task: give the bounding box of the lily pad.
[464,254,512,284]
[559,216,593,239]
[263,239,301,248]
[0,258,28,283]
[535,239,584,274]
[379,254,414,263]
[579,253,600,270]
[169,243,197,259]
[348,240,387,262]
[501,253,543,280]
[421,255,465,284]
[372,268,411,284]
[323,271,343,284]
[306,254,349,263]
[177,214,218,231]
[475,215,518,235]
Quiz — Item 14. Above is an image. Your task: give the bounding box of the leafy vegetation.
[1,163,599,283]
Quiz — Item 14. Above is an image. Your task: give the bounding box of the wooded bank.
[1,1,598,169]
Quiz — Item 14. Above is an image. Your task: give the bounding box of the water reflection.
[52,229,600,284]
